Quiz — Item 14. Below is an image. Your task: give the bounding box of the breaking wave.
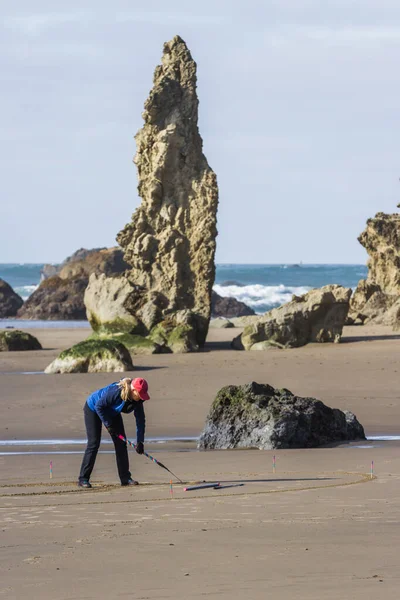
[213,283,311,314]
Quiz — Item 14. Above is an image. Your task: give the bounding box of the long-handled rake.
[118,434,184,484]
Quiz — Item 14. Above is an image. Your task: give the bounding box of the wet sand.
[1,324,400,598]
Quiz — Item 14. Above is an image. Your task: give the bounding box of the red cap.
[131,377,150,401]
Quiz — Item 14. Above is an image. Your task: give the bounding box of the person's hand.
[136,442,144,455]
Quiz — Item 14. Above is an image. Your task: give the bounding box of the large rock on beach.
[44,339,133,374]
[348,211,400,327]
[198,382,366,450]
[0,330,42,351]
[99,35,219,353]
[233,285,351,350]
[0,279,23,317]
[211,291,255,318]
[18,276,88,320]
[18,248,128,320]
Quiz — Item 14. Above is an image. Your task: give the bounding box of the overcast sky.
[1,1,400,264]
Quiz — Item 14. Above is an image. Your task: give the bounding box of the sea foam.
[213,283,310,314]
[15,284,38,300]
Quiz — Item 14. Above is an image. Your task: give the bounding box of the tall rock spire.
[85,36,219,352]
[116,36,219,346]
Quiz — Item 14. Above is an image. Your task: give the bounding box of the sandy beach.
[2,325,400,599]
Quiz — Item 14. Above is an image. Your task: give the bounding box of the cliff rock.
[198,382,365,450]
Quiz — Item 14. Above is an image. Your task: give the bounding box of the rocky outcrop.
[348,212,400,327]
[198,382,365,450]
[0,279,23,317]
[58,248,128,279]
[18,276,88,320]
[19,248,128,320]
[40,247,110,281]
[44,339,133,373]
[211,291,255,318]
[92,36,219,353]
[0,330,42,351]
[359,213,400,293]
[232,285,351,350]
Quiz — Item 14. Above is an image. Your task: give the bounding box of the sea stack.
[348,210,400,327]
[85,36,219,352]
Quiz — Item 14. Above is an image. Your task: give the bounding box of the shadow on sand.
[341,334,400,343]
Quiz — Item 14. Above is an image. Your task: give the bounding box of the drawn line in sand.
[0,472,377,504]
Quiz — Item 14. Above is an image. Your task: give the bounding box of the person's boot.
[121,478,139,486]
[77,480,92,489]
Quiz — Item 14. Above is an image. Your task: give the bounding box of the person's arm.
[95,385,120,428]
[134,401,146,444]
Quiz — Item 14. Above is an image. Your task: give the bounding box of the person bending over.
[78,377,150,489]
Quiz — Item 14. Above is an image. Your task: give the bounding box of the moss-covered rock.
[148,322,198,353]
[90,332,161,355]
[198,382,365,450]
[44,339,133,374]
[0,330,42,351]
[167,324,198,353]
[88,313,143,335]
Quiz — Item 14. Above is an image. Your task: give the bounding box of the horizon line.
[0,261,368,267]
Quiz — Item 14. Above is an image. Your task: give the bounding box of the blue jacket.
[86,382,146,443]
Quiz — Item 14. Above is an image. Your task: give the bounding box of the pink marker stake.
[50,461,53,479]
[170,480,173,498]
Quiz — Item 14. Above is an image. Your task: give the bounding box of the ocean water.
[0,263,43,300]
[0,262,367,317]
[214,263,367,313]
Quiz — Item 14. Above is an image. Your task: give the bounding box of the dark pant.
[78,403,131,484]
